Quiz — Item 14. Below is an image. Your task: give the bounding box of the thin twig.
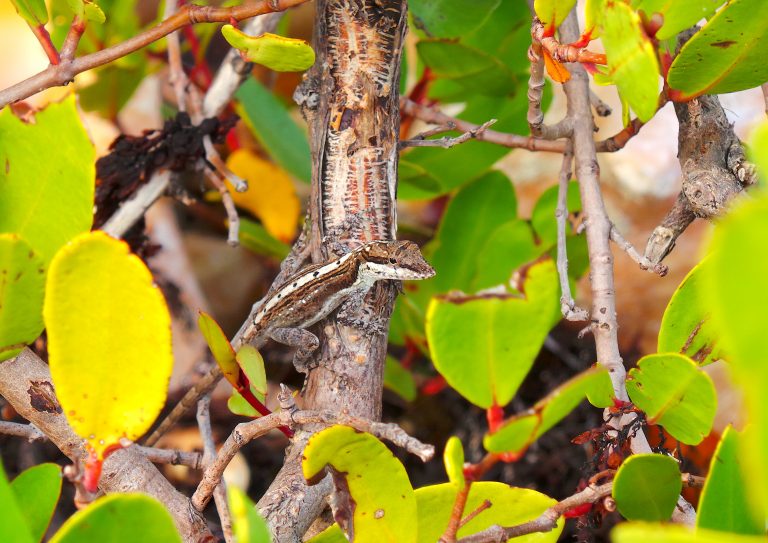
[101,171,172,238]
[555,141,589,321]
[192,389,435,512]
[197,395,233,543]
[0,0,310,109]
[456,482,613,543]
[401,99,567,153]
[0,421,47,442]
[29,24,60,65]
[163,0,188,112]
[399,119,497,149]
[531,17,606,65]
[762,83,768,117]
[527,42,571,140]
[459,500,492,529]
[609,223,668,276]
[60,16,86,62]
[589,90,612,117]
[204,158,241,246]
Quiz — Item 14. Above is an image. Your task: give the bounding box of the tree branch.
[399,119,497,149]
[0,0,310,109]
[197,395,233,543]
[0,349,213,542]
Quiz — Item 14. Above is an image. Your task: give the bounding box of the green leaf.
[748,120,768,182]
[11,463,62,542]
[221,26,315,72]
[0,235,45,361]
[601,0,660,122]
[667,0,768,99]
[49,494,181,543]
[0,461,35,543]
[416,482,561,543]
[635,0,722,40]
[198,311,239,388]
[706,193,768,520]
[430,171,517,293]
[533,0,577,28]
[228,487,271,543]
[531,181,581,248]
[658,258,723,366]
[237,345,267,402]
[698,426,763,534]
[612,454,681,521]
[45,232,173,460]
[471,220,541,291]
[10,0,48,25]
[612,523,768,543]
[0,97,94,265]
[410,0,500,38]
[302,426,417,543]
[83,1,105,23]
[484,367,613,454]
[443,437,465,488]
[384,355,417,402]
[416,40,518,96]
[426,259,560,408]
[236,79,311,184]
[238,218,291,260]
[625,353,716,445]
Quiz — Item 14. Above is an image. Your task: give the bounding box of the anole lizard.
[239,239,435,369]
[144,240,434,445]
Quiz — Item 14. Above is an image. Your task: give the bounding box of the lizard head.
[358,240,435,281]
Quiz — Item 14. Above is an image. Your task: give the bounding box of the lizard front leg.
[268,327,320,373]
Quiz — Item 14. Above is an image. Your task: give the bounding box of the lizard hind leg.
[268,327,320,373]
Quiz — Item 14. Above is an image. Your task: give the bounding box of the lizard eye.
[389,258,396,264]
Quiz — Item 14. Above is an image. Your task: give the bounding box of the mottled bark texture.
[0,350,213,543]
[257,2,407,541]
[644,33,756,264]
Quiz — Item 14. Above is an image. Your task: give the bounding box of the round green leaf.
[658,258,723,366]
[612,522,768,543]
[426,259,560,408]
[11,463,62,542]
[222,26,315,72]
[0,235,45,361]
[626,353,716,445]
[601,0,660,122]
[0,97,94,265]
[238,345,266,401]
[613,454,682,521]
[228,487,271,543]
[45,232,173,459]
[698,426,763,534]
[0,461,35,543]
[667,0,768,99]
[302,425,417,543]
[49,494,181,543]
[416,482,561,543]
[484,367,613,454]
[443,437,465,488]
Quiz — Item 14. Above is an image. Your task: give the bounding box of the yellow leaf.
[44,231,173,459]
[225,149,300,243]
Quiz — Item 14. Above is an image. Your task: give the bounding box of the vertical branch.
[557,9,697,524]
[197,395,233,542]
[257,1,407,540]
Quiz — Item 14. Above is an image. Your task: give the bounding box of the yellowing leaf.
[198,311,239,388]
[221,26,315,72]
[45,232,173,459]
[543,50,571,83]
[225,149,300,243]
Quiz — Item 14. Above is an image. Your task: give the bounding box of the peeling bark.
[258,2,406,541]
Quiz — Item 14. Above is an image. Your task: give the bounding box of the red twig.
[30,24,60,65]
